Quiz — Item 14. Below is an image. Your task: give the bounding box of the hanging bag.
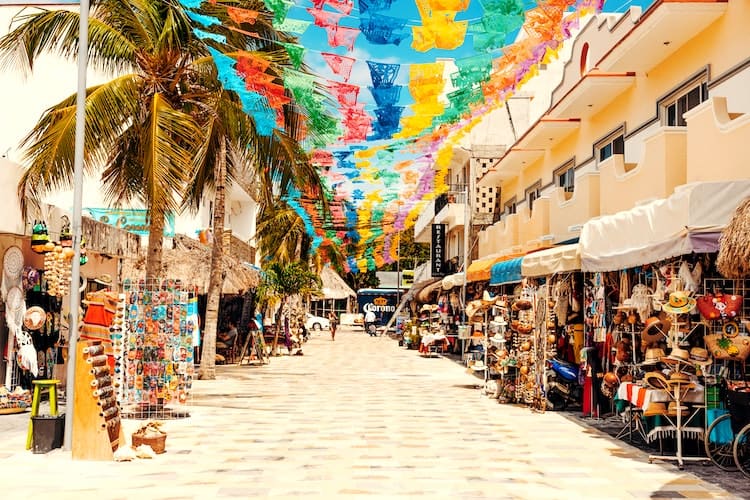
[696,292,743,321]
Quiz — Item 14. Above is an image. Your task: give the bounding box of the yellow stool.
[26,379,60,450]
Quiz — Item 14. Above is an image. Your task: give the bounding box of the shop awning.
[466,254,505,282]
[581,180,750,272]
[489,257,523,286]
[441,272,465,290]
[415,279,443,303]
[522,244,581,277]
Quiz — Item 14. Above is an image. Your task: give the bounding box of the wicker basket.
[131,432,167,454]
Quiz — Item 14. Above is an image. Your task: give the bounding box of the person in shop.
[217,320,238,348]
[364,309,377,336]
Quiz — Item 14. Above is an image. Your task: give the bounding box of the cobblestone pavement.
[0,327,743,499]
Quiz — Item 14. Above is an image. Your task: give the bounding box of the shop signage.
[84,208,176,237]
[356,289,399,325]
[431,223,446,277]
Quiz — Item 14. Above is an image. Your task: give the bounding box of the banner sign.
[85,208,176,237]
[431,223,446,277]
[356,289,399,326]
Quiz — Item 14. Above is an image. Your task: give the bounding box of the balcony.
[685,96,750,184]
[599,128,687,216]
[518,198,551,252]
[549,172,600,244]
[414,198,436,243]
[478,213,521,256]
[434,191,466,230]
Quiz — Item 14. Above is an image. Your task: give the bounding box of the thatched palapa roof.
[121,235,260,294]
[717,197,750,279]
[317,266,356,300]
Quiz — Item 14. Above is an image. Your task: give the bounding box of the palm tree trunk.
[271,302,283,356]
[145,211,166,281]
[199,139,227,380]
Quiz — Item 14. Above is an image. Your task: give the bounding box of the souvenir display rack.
[120,278,196,419]
[72,341,123,460]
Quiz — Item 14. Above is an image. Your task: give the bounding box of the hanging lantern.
[31,220,50,254]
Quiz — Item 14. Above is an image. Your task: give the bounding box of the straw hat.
[644,371,670,390]
[642,347,666,366]
[667,402,689,417]
[23,306,46,331]
[613,298,636,310]
[668,371,691,384]
[661,291,696,314]
[94,274,114,286]
[689,347,712,366]
[662,347,691,365]
[642,317,670,345]
[644,402,667,417]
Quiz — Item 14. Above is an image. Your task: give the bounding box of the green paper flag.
[281,42,305,70]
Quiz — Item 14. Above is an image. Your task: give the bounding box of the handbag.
[696,293,743,321]
[704,333,750,361]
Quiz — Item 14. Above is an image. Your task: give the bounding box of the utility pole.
[64,0,90,451]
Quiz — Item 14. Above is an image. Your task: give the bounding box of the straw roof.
[317,266,356,299]
[121,235,260,294]
[717,197,750,279]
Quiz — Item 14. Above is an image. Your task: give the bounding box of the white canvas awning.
[581,181,750,272]
[522,244,581,277]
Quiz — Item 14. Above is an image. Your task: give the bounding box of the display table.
[616,381,705,408]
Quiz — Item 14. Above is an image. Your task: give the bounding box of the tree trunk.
[199,139,227,380]
[145,211,166,281]
[271,301,284,356]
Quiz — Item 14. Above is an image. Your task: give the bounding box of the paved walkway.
[0,327,742,499]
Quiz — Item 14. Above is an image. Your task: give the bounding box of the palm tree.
[257,261,321,355]
[0,0,331,378]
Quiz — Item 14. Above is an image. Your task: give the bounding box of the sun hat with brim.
[667,402,689,417]
[661,291,697,314]
[94,274,113,286]
[613,298,637,310]
[642,317,671,345]
[643,402,667,417]
[23,306,46,331]
[668,371,691,384]
[689,347,712,366]
[642,348,666,366]
[644,371,670,390]
[662,347,691,365]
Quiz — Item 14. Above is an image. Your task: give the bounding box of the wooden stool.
[26,379,60,450]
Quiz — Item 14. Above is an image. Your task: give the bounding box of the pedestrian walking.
[328,311,338,341]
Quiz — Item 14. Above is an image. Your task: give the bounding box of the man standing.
[365,309,377,337]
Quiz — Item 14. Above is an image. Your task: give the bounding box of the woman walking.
[328,311,338,341]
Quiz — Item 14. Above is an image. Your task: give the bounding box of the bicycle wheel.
[705,414,737,471]
[733,422,750,478]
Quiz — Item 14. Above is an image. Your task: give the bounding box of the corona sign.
[356,289,399,326]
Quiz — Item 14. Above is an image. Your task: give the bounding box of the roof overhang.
[597,1,728,73]
[516,118,581,150]
[548,72,636,120]
[478,149,545,187]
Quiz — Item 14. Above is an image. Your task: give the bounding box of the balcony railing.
[435,184,467,215]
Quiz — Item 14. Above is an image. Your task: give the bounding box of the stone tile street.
[0,327,745,499]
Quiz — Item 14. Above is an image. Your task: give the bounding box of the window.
[504,197,517,217]
[555,160,576,194]
[595,128,624,164]
[661,78,708,127]
[525,182,541,212]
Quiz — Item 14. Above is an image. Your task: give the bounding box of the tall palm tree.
[257,261,321,354]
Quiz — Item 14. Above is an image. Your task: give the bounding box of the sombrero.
[644,371,669,390]
[23,306,46,331]
[661,291,696,314]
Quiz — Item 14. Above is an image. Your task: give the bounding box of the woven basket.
[704,334,750,361]
[132,432,167,454]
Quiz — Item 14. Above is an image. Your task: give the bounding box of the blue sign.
[85,208,175,237]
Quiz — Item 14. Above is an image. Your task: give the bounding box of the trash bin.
[32,414,65,454]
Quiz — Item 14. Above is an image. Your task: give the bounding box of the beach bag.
[696,293,743,321]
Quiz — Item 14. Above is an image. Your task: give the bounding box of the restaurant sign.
[431,223,446,277]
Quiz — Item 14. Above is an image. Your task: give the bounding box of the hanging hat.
[662,347,691,365]
[644,371,670,390]
[23,306,46,331]
[642,347,666,366]
[668,371,691,384]
[661,291,696,314]
[641,317,670,345]
[613,298,636,310]
[689,347,712,366]
[94,274,113,286]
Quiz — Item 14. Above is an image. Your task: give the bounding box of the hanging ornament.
[31,220,50,254]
